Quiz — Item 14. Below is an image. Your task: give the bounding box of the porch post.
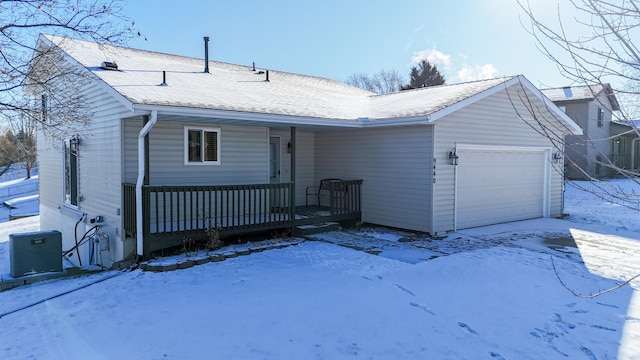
[290,126,296,234]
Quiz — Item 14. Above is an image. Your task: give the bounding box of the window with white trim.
[64,138,80,206]
[184,127,220,165]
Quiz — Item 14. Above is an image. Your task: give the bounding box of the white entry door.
[456,146,549,229]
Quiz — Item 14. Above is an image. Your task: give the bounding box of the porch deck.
[123,180,362,257]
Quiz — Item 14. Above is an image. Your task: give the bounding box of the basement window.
[184,127,220,165]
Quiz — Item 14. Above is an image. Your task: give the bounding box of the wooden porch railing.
[123,182,295,256]
[122,179,362,257]
[329,179,363,219]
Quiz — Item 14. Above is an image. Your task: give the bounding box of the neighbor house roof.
[541,84,621,111]
[37,34,580,133]
[612,119,640,128]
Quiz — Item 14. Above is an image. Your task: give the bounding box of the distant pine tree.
[401,60,445,90]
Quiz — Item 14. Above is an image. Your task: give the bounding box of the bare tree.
[518,0,639,204]
[0,106,37,178]
[0,0,141,140]
[346,69,405,94]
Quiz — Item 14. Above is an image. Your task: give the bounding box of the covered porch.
[123,179,362,257]
[121,110,366,258]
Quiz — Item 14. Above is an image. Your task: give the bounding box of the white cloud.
[409,47,500,83]
[457,64,499,82]
[411,48,452,70]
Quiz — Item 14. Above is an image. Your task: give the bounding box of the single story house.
[30,35,581,267]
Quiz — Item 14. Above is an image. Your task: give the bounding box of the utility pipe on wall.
[136,110,157,257]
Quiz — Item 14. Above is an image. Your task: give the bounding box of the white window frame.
[184,126,221,165]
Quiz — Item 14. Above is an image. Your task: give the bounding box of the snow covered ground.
[0,179,639,359]
[0,163,39,223]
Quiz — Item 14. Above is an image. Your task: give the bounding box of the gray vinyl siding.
[558,94,615,179]
[586,92,615,177]
[123,121,269,186]
[37,132,63,210]
[315,126,433,232]
[38,78,130,262]
[432,87,565,234]
[562,103,590,178]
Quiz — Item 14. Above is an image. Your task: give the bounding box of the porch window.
[597,107,604,127]
[64,138,79,206]
[184,127,220,165]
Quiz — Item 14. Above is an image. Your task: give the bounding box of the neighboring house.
[610,119,640,172]
[542,84,622,179]
[29,35,581,267]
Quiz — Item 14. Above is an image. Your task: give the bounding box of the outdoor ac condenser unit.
[10,230,62,278]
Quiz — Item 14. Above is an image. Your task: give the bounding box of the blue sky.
[125,0,571,89]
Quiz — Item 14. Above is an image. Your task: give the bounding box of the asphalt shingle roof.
[43,34,517,122]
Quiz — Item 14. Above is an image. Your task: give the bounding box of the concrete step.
[294,222,340,236]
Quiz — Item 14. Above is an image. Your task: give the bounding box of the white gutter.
[136,110,158,257]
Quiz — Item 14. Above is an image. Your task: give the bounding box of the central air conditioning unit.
[10,230,62,278]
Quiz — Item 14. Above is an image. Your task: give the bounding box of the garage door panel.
[457,148,546,229]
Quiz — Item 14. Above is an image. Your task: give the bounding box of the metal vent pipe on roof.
[204,36,210,73]
[265,70,270,82]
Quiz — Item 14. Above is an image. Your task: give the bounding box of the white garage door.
[456,146,548,229]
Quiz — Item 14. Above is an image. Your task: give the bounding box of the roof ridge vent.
[101,61,118,71]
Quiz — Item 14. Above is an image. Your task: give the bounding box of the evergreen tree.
[401,60,445,90]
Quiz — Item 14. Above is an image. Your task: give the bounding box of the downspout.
[136,110,158,258]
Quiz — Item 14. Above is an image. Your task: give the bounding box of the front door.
[269,137,281,183]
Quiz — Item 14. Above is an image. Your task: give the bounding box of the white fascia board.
[133,104,435,129]
[134,104,434,129]
[356,115,431,127]
[132,104,364,128]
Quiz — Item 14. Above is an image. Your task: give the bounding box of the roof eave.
[132,104,366,128]
[514,76,583,135]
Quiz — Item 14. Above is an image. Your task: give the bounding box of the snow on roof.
[541,84,620,111]
[612,119,640,128]
[541,84,601,102]
[43,35,372,121]
[369,76,515,120]
[41,35,562,125]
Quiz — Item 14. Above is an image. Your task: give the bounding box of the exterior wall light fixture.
[448,148,459,165]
